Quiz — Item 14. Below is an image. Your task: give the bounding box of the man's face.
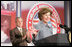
[17,18,23,28]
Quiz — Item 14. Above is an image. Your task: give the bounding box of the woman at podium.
[30,8,70,46]
[31,8,53,41]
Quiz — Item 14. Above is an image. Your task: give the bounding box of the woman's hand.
[29,26,38,37]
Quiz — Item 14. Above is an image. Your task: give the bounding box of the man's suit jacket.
[10,27,31,46]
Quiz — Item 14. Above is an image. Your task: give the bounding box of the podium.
[34,33,70,46]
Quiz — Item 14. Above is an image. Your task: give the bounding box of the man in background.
[10,17,31,46]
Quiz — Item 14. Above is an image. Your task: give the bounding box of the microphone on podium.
[59,24,71,33]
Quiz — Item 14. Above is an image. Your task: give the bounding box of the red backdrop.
[1,6,64,39]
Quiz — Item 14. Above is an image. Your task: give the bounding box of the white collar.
[17,27,22,31]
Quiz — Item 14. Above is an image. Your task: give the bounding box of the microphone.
[59,24,71,33]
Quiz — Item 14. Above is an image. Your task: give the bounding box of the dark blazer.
[10,27,31,46]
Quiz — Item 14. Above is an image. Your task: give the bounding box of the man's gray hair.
[15,17,22,23]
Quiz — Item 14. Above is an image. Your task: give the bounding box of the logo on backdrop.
[26,2,61,33]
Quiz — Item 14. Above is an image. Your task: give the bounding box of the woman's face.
[41,12,51,24]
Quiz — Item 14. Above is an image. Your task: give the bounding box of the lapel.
[22,28,24,36]
[22,28,26,37]
[15,27,22,37]
[15,27,26,37]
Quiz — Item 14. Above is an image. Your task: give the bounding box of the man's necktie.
[20,28,23,36]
